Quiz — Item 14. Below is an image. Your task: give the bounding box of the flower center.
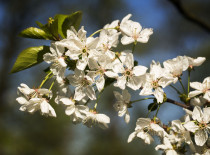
[81,77,90,86]
[152,80,159,88]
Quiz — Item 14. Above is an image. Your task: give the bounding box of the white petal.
[43,53,55,63]
[48,106,56,117]
[37,88,51,95]
[184,121,199,132]
[194,129,208,146]
[154,87,164,103]
[127,131,136,143]
[74,87,86,101]
[104,71,118,78]
[76,58,88,71]
[96,76,105,92]
[113,91,123,101]
[136,118,151,128]
[190,82,203,91]
[192,106,203,122]
[122,89,131,102]
[85,85,96,100]
[117,104,127,117]
[58,57,67,67]
[124,53,134,69]
[112,61,124,73]
[40,100,49,114]
[155,144,168,151]
[203,91,210,101]
[121,36,134,45]
[189,90,203,98]
[16,97,28,104]
[166,150,177,155]
[137,132,154,144]
[203,107,210,123]
[124,110,130,124]
[96,114,110,124]
[127,76,142,90]
[88,58,99,70]
[65,105,75,116]
[137,28,153,43]
[133,66,147,76]
[60,98,74,106]
[191,57,206,66]
[151,123,168,137]
[114,76,126,90]
[140,83,153,96]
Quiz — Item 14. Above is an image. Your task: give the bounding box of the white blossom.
[68,69,96,101]
[190,96,207,106]
[96,29,120,59]
[155,137,178,155]
[87,55,118,92]
[140,61,172,103]
[169,120,194,149]
[103,19,119,35]
[60,97,89,124]
[21,98,56,117]
[54,79,71,104]
[128,118,167,144]
[16,84,56,117]
[184,56,206,69]
[163,56,189,83]
[189,77,210,101]
[120,14,153,45]
[83,110,110,129]
[113,52,147,90]
[57,26,99,71]
[113,89,131,123]
[43,43,67,83]
[184,106,210,146]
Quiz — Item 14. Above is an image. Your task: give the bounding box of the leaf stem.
[154,104,160,118]
[130,97,155,104]
[132,41,137,53]
[96,89,104,104]
[89,28,116,37]
[39,71,53,88]
[179,79,187,94]
[187,70,191,96]
[49,80,55,91]
[169,85,182,95]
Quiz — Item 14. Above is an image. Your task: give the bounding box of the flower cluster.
[16,14,209,154]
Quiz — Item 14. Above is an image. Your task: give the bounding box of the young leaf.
[55,11,82,38]
[19,27,53,40]
[148,103,158,112]
[48,17,59,39]
[11,46,50,73]
[36,18,60,41]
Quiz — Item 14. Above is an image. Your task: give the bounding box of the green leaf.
[43,67,51,74]
[55,11,82,38]
[11,46,50,73]
[148,103,158,112]
[48,18,59,39]
[19,27,53,40]
[36,21,44,28]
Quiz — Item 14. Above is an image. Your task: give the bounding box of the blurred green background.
[0,0,210,154]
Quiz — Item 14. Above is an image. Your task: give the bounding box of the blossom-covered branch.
[13,11,210,155]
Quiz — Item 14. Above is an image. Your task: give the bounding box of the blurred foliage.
[0,0,210,154]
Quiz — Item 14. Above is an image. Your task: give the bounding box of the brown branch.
[166,98,193,110]
[169,0,210,33]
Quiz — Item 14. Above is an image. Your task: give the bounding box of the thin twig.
[169,0,210,33]
[166,98,192,110]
